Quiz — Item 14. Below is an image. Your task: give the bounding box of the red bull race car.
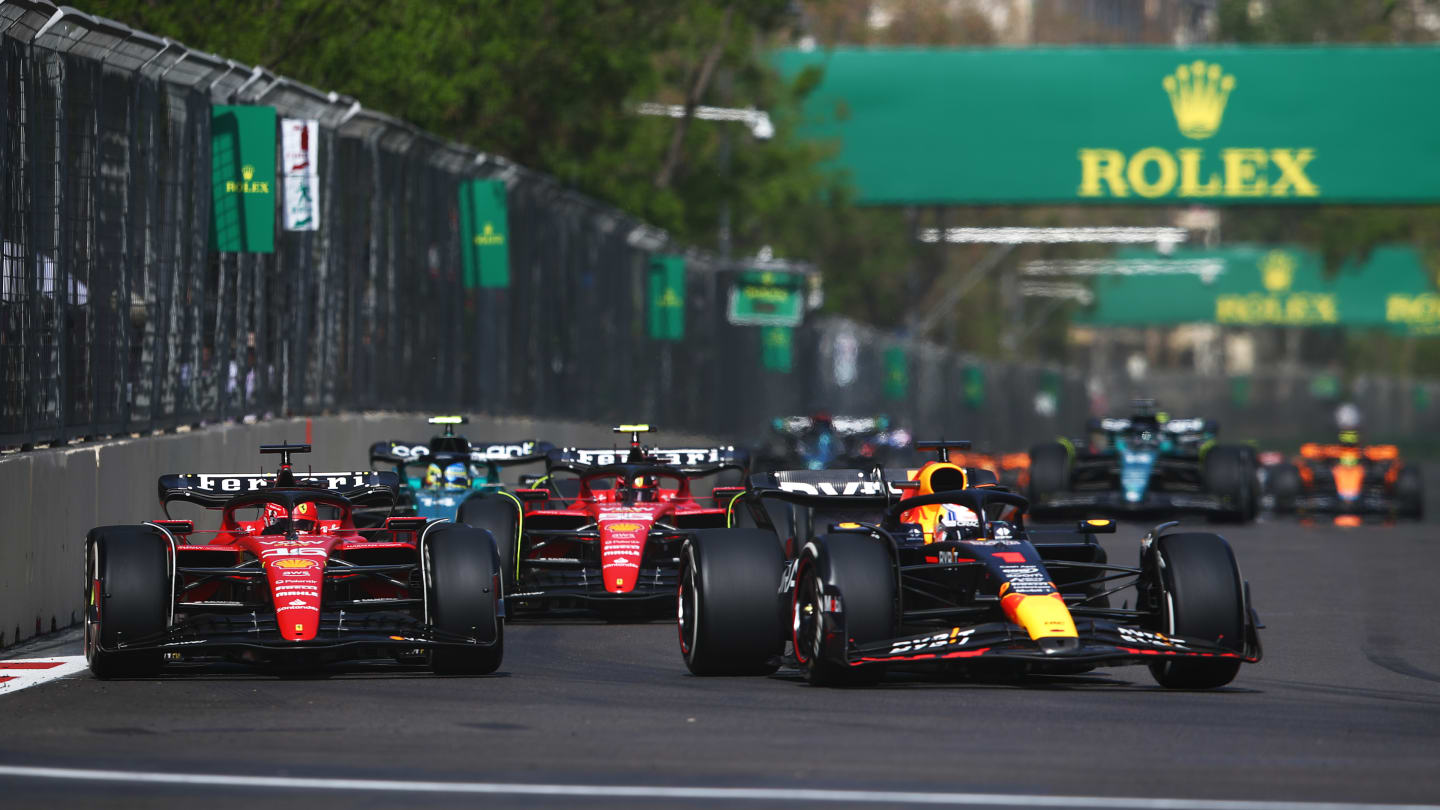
[84,444,504,678]
[458,426,749,619]
[1265,431,1423,523]
[679,440,1262,688]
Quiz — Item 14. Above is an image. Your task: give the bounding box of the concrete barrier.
[0,413,713,649]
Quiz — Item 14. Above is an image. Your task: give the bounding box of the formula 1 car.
[461,425,748,619]
[1265,431,1423,522]
[1027,400,1257,522]
[753,413,911,472]
[950,450,1032,492]
[678,441,1262,688]
[364,415,553,525]
[84,444,504,678]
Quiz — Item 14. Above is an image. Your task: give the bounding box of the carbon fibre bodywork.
[706,468,1261,680]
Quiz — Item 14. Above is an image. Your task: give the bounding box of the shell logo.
[606,522,644,532]
[273,559,315,570]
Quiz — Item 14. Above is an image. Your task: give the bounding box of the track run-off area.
[1,516,1437,809]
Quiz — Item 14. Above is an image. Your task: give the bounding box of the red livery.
[83,444,504,678]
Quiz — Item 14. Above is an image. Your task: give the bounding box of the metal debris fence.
[2,0,1436,456]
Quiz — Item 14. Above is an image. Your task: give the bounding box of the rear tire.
[427,526,504,676]
[85,526,170,679]
[1028,442,1071,502]
[679,529,785,675]
[1146,532,1245,689]
[793,534,897,687]
[1204,446,1255,523]
[457,494,522,593]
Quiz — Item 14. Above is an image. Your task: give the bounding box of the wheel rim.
[792,570,823,665]
[84,544,99,664]
[677,554,698,657]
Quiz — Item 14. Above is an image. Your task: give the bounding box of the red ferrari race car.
[83,444,504,678]
[455,425,747,619]
[1264,431,1423,523]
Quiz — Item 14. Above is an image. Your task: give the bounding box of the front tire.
[793,534,898,687]
[1146,532,1246,689]
[1395,466,1423,520]
[427,525,504,676]
[679,529,785,675]
[1267,462,1303,514]
[85,526,170,679]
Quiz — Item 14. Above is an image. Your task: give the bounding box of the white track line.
[0,656,88,696]
[0,765,1435,809]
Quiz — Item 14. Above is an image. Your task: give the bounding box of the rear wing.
[369,439,554,467]
[157,470,401,509]
[745,469,917,508]
[548,445,748,472]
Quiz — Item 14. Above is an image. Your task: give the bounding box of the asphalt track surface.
[2,516,1438,809]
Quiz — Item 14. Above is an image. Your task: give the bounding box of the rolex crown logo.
[1162,60,1235,140]
[242,164,255,181]
[1260,251,1296,292]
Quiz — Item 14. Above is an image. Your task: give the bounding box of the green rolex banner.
[884,347,908,399]
[761,327,793,372]
[460,179,510,289]
[962,365,986,409]
[648,255,686,341]
[211,105,276,253]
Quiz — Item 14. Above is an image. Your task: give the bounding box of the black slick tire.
[1267,462,1303,514]
[85,526,170,679]
[1028,442,1071,502]
[426,525,504,676]
[1203,446,1254,523]
[793,534,897,687]
[1395,466,1423,520]
[679,529,784,675]
[1147,532,1245,689]
[457,494,522,593]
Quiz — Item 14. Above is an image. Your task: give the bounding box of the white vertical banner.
[281,118,319,231]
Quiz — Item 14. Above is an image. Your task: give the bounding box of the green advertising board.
[761,327,794,372]
[1076,244,1440,331]
[760,324,794,368]
[961,365,985,409]
[774,47,1440,205]
[884,347,908,399]
[648,255,686,341]
[728,271,805,327]
[459,179,510,289]
[211,105,276,252]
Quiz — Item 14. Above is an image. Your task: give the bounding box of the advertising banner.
[281,118,319,231]
[761,326,793,372]
[1076,244,1439,331]
[647,255,686,341]
[728,271,805,327]
[776,47,1440,205]
[884,346,908,399]
[459,179,510,289]
[211,105,276,252]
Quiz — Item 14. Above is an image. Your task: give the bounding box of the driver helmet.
[263,501,318,534]
[423,463,444,488]
[442,461,470,490]
[630,474,659,503]
[936,503,981,541]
